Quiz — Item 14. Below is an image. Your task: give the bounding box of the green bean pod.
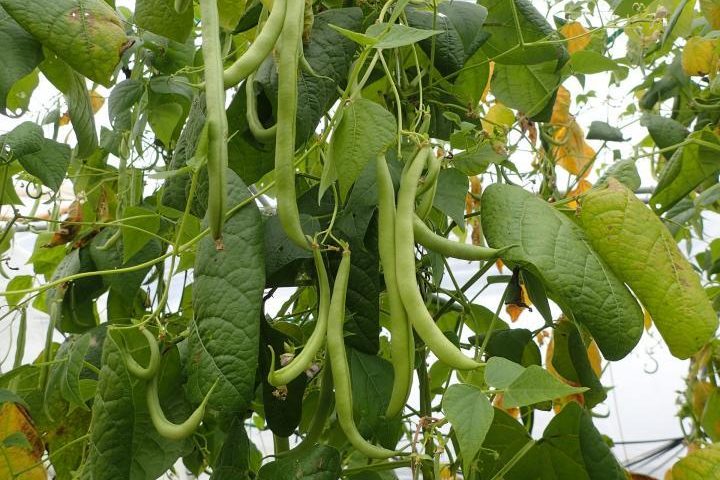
[327,247,401,459]
[376,153,414,419]
[268,246,329,386]
[395,147,481,371]
[415,148,439,220]
[274,0,310,250]
[245,74,277,143]
[121,327,160,380]
[147,374,218,441]
[413,215,509,261]
[200,0,229,247]
[222,0,287,88]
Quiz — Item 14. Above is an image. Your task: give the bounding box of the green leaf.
[5,69,39,115]
[17,138,72,192]
[28,233,65,276]
[481,183,644,360]
[0,121,43,158]
[405,1,488,76]
[218,0,247,31]
[2,431,31,450]
[0,0,129,86]
[701,390,720,442]
[87,333,190,479]
[596,159,641,191]
[6,275,32,307]
[329,98,396,200]
[432,168,467,229]
[109,79,145,127]
[502,364,587,408]
[568,51,620,74]
[365,22,442,49]
[452,48,491,106]
[46,332,93,409]
[121,206,161,263]
[452,142,507,176]
[329,23,375,46]
[485,356,525,389]
[210,417,251,480]
[187,169,265,413]
[672,444,720,479]
[349,348,401,448]
[492,61,560,117]
[650,129,720,213]
[479,0,564,65]
[0,6,43,115]
[641,113,688,160]
[586,121,625,142]
[443,383,494,473]
[134,0,194,43]
[257,445,342,480]
[579,180,719,359]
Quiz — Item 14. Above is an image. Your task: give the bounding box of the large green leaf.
[641,113,688,161]
[134,0,194,43]
[479,0,565,64]
[579,180,718,359]
[443,383,494,475]
[491,61,560,117]
[650,129,720,214]
[187,169,265,413]
[46,331,93,409]
[0,121,43,158]
[0,0,129,86]
[329,98,397,200]
[87,333,189,479]
[481,183,644,360]
[432,168,468,229]
[210,417,251,480]
[0,6,43,114]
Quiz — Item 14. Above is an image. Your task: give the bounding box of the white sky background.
[1,0,719,478]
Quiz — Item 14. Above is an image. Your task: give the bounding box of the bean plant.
[0,0,719,478]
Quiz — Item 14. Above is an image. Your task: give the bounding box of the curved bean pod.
[413,215,509,261]
[222,0,287,88]
[245,74,277,143]
[274,0,310,250]
[146,373,218,441]
[122,327,160,380]
[200,0,229,246]
[327,247,401,459]
[268,246,329,386]
[395,147,481,371]
[375,153,414,419]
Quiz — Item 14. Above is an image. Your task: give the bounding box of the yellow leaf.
[550,86,572,126]
[566,179,593,209]
[643,308,653,331]
[587,340,602,377]
[553,121,596,177]
[691,381,714,419]
[495,258,504,273]
[0,402,45,480]
[492,393,520,419]
[560,22,591,54]
[682,37,719,76]
[481,61,495,103]
[482,103,516,136]
[90,90,105,113]
[505,283,531,322]
[58,112,71,126]
[701,0,720,30]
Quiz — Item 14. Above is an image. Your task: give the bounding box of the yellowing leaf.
[505,283,531,322]
[587,340,602,377]
[701,0,720,30]
[550,86,572,126]
[0,402,45,480]
[566,179,593,209]
[671,443,720,479]
[644,308,653,331]
[492,393,520,419]
[90,90,104,113]
[482,103,515,136]
[691,382,714,419]
[481,61,494,103]
[682,37,719,76]
[553,121,596,177]
[560,22,591,54]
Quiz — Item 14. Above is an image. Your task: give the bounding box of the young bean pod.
[274,0,310,250]
[413,215,509,261]
[199,0,229,247]
[245,74,277,143]
[146,374,218,441]
[121,327,160,380]
[327,247,401,459]
[268,245,328,386]
[375,153,414,419]
[222,0,287,88]
[395,147,481,371]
